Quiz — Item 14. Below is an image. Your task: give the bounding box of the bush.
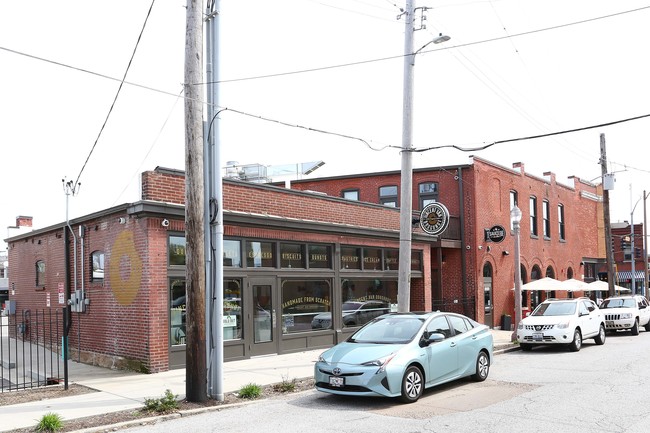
[36,412,64,432]
[238,383,263,399]
[143,389,179,413]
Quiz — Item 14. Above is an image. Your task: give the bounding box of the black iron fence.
[0,308,68,392]
[432,297,477,320]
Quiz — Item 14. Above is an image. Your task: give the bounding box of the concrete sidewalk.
[0,330,516,432]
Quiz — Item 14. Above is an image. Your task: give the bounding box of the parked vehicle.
[311,300,389,329]
[314,312,493,403]
[599,295,650,335]
[517,297,606,352]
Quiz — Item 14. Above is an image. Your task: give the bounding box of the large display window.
[340,278,397,328]
[281,279,332,333]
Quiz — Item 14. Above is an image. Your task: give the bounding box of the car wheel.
[594,324,606,345]
[645,321,650,332]
[520,343,533,351]
[569,329,582,352]
[399,366,424,403]
[631,319,639,336]
[472,351,489,382]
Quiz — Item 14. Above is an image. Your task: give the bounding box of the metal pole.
[600,134,615,297]
[397,0,415,312]
[511,206,522,342]
[631,196,636,295]
[205,0,224,401]
[642,190,648,299]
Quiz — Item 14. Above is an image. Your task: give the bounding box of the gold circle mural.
[109,230,143,306]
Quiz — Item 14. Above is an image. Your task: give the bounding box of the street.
[123,330,650,433]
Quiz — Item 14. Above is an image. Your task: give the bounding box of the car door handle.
[449,342,457,347]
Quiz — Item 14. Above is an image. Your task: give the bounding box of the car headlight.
[620,313,633,319]
[361,354,395,373]
[557,321,570,329]
[517,322,524,330]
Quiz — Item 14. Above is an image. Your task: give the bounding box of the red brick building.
[282,156,606,326]
[4,157,606,372]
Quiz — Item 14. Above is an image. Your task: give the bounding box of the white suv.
[517,297,606,352]
[599,295,650,335]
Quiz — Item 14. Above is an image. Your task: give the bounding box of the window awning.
[616,271,645,281]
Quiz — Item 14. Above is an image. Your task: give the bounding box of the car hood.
[599,307,636,314]
[320,342,404,365]
[521,315,572,325]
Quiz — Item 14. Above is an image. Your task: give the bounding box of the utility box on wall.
[5,299,16,315]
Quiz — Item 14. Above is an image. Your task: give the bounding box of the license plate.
[532,332,543,341]
[329,376,344,387]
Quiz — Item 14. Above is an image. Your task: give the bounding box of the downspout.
[458,168,468,316]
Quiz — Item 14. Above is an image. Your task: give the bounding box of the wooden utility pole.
[600,133,615,298]
[184,0,206,402]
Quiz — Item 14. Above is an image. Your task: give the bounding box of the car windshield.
[600,298,636,309]
[531,302,576,316]
[348,317,424,344]
[342,302,362,312]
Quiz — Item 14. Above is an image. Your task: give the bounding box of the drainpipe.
[457,168,468,316]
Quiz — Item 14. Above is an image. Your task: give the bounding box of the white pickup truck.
[599,295,650,335]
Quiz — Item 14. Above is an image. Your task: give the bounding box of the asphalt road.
[122,330,650,433]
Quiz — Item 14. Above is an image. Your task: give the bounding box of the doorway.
[483,263,494,328]
[249,277,278,356]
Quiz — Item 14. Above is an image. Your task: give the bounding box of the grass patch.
[238,383,263,399]
[272,376,297,393]
[36,412,64,432]
[143,389,179,413]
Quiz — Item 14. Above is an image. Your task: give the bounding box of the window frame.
[90,250,105,282]
[379,185,398,207]
[342,189,359,201]
[35,260,46,288]
[543,200,551,239]
[558,204,565,241]
[419,182,439,209]
[529,196,538,237]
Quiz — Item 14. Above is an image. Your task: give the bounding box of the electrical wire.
[73,0,157,186]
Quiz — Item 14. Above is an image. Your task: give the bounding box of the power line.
[74,0,157,186]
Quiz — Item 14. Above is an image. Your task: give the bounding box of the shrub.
[238,383,263,399]
[143,389,179,413]
[36,412,64,432]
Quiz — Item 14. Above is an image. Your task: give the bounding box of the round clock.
[419,202,450,235]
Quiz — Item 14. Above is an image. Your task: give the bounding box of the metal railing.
[1,308,67,392]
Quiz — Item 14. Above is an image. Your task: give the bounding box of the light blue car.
[314,312,493,403]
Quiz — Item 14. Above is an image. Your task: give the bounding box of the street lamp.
[397,1,450,312]
[510,205,522,342]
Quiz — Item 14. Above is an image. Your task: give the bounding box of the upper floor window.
[379,185,398,207]
[342,189,359,201]
[169,235,186,266]
[280,243,306,268]
[91,251,105,281]
[510,190,518,230]
[529,196,538,236]
[558,204,565,241]
[419,182,439,209]
[543,200,551,239]
[246,241,276,268]
[36,260,45,287]
[223,240,242,267]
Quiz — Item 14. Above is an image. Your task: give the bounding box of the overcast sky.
[2,0,650,241]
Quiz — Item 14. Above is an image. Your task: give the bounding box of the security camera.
[117,217,127,224]
[161,219,170,227]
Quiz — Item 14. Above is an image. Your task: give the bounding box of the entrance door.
[249,277,278,356]
[483,263,494,328]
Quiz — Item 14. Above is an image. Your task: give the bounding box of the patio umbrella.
[559,278,591,292]
[586,280,631,293]
[512,277,564,291]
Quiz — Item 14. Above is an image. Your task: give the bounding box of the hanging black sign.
[484,225,506,243]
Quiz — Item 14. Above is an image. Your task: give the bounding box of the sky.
[2,0,650,241]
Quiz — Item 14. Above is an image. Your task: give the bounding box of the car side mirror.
[423,333,445,346]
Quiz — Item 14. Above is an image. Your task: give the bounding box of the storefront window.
[246,241,276,268]
[341,246,361,270]
[341,278,397,328]
[308,244,332,269]
[281,279,332,333]
[170,279,186,346]
[411,250,422,271]
[224,279,242,340]
[280,243,305,268]
[169,235,186,266]
[363,248,382,270]
[223,240,242,267]
[384,249,399,271]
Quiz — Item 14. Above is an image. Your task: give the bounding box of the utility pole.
[184,0,206,403]
[644,191,648,300]
[600,133,615,298]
